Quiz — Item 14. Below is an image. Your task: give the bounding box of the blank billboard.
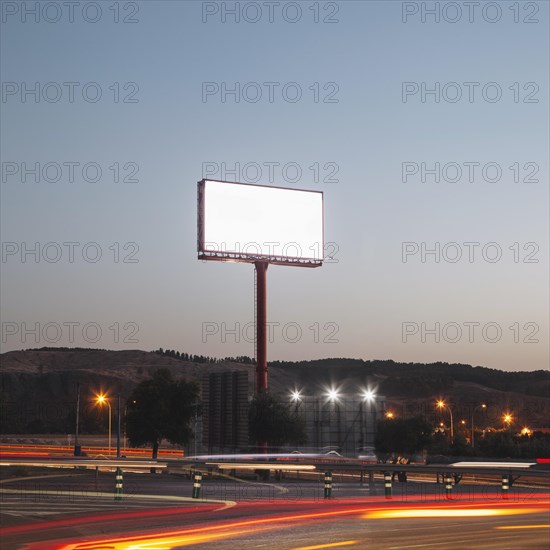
[198,179,324,266]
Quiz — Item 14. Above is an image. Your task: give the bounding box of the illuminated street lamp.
[521,427,532,436]
[503,413,513,429]
[362,389,376,402]
[385,411,395,419]
[290,389,302,402]
[96,394,112,455]
[327,388,340,402]
[471,403,487,449]
[360,388,377,451]
[290,389,302,415]
[436,400,454,442]
[325,387,341,450]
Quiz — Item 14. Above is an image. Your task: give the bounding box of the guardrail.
[0,457,166,470]
[1,456,548,479]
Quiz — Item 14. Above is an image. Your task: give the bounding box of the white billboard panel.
[198,180,324,266]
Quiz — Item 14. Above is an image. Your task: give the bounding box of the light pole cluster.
[434,401,521,446]
[289,386,380,452]
[290,387,378,404]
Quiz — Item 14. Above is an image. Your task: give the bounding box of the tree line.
[375,416,550,460]
[155,348,254,364]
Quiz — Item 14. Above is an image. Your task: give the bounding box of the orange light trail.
[292,541,360,550]
[496,524,550,530]
[363,507,541,519]
[53,500,550,550]
[0,444,182,457]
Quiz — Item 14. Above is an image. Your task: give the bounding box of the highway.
[1,468,548,549]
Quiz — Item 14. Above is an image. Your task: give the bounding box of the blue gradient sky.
[1,1,548,371]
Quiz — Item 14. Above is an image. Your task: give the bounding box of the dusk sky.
[1,0,548,371]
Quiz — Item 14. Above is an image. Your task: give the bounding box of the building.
[201,371,249,453]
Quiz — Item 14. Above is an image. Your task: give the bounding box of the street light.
[471,403,487,448]
[290,389,302,418]
[325,387,340,451]
[503,413,513,428]
[436,400,454,442]
[385,411,395,419]
[361,388,376,451]
[96,394,112,455]
[326,388,340,402]
[362,389,376,402]
[290,389,302,402]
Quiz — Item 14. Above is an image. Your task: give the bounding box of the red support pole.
[255,261,268,394]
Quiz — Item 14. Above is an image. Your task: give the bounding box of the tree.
[375,416,432,455]
[125,369,199,459]
[248,392,306,449]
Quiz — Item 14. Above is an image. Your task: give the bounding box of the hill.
[1,348,549,434]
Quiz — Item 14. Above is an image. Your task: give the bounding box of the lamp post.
[436,400,454,443]
[471,403,487,448]
[503,413,513,429]
[327,388,340,451]
[116,394,121,458]
[96,394,112,456]
[362,389,376,449]
[290,389,302,413]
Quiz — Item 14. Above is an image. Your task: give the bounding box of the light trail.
[208,462,316,471]
[292,541,360,550]
[495,524,550,530]
[363,507,541,519]
[51,499,550,550]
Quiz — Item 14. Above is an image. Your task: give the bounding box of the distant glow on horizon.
[200,180,323,261]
